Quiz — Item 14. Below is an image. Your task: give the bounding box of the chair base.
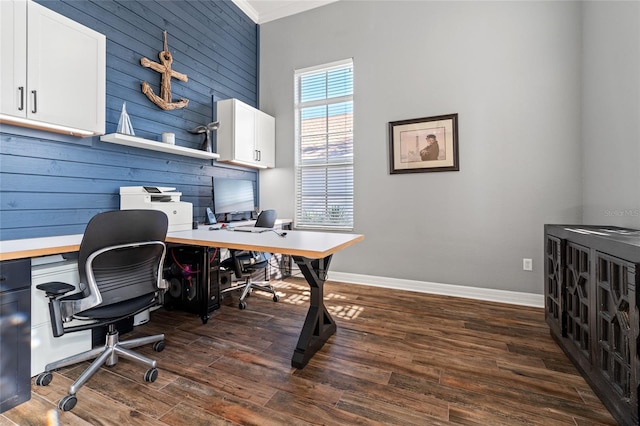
[221,278,279,309]
[35,323,164,411]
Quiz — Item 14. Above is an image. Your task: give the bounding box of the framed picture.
[388,113,459,174]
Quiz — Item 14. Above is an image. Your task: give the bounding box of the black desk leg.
[199,247,223,324]
[199,248,211,324]
[291,254,336,369]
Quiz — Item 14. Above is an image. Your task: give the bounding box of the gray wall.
[259,1,586,295]
[582,1,640,229]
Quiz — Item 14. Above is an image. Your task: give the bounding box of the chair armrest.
[228,249,245,278]
[36,282,75,298]
[35,282,75,337]
[159,278,169,290]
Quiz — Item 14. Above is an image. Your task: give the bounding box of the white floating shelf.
[100,133,220,160]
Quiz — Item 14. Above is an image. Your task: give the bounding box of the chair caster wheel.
[35,372,52,386]
[239,301,247,310]
[58,394,77,411]
[144,368,158,382]
[153,341,165,352]
[273,294,280,302]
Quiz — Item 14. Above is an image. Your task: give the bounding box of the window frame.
[294,58,354,231]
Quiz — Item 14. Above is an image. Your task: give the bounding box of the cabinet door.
[595,252,637,416]
[565,241,592,360]
[233,100,257,164]
[256,110,275,168]
[0,259,31,413]
[545,235,564,337]
[26,1,105,134]
[0,0,27,118]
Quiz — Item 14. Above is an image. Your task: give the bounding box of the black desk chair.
[34,210,168,411]
[221,209,279,309]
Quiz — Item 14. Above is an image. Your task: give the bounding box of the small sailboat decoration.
[140,31,189,111]
[116,102,135,135]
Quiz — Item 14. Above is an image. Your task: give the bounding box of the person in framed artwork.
[420,134,440,161]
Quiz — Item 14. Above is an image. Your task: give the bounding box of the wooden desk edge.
[0,245,81,262]
[166,234,365,259]
[0,234,365,262]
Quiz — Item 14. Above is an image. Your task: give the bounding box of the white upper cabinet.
[216,98,275,169]
[0,0,105,136]
[256,108,275,167]
[0,0,27,118]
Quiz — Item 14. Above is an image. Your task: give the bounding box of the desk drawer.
[0,258,31,292]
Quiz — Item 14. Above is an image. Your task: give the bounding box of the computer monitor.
[212,177,255,219]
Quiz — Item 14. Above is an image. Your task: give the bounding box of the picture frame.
[388,113,459,174]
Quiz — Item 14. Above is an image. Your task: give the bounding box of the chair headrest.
[79,210,168,265]
[255,209,276,228]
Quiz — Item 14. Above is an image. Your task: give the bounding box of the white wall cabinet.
[31,257,91,377]
[256,108,275,167]
[0,0,106,136]
[216,98,275,168]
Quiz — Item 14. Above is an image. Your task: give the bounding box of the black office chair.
[221,209,279,309]
[34,210,169,411]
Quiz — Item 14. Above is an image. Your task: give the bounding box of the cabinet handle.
[31,90,37,113]
[18,87,24,111]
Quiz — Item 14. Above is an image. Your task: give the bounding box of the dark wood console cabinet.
[545,225,640,426]
[0,258,32,413]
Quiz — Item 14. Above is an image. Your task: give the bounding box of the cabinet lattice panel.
[545,236,563,335]
[545,224,640,426]
[596,252,636,407]
[565,242,591,358]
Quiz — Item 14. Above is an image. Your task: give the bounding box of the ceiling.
[232,0,338,24]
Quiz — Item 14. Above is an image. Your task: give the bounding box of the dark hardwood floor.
[2,277,617,425]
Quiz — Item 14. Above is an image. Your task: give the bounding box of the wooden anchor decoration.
[140,31,189,110]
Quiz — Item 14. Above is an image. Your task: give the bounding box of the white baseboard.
[326,271,544,308]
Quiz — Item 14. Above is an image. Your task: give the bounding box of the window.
[294,59,354,230]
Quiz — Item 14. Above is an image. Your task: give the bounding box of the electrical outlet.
[523,258,533,271]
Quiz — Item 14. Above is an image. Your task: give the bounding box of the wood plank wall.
[0,0,258,240]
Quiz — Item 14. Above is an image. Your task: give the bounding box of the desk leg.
[199,248,212,324]
[291,254,335,369]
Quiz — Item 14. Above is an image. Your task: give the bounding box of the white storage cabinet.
[216,98,275,168]
[31,257,91,377]
[0,0,106,136]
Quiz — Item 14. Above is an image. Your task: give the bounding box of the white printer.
[120,186,193,232]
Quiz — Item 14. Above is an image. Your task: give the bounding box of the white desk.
[0,220,291,261]
[0,228,364,368]
[168,227,362,259]
[168,228,364,367]
[0,234,84,261]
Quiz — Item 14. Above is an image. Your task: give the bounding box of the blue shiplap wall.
[0,0,258,240]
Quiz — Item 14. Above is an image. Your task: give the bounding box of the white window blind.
[294,59,354,230]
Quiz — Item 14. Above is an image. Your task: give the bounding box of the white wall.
[582,1,640,229]
[259,1,584,295]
